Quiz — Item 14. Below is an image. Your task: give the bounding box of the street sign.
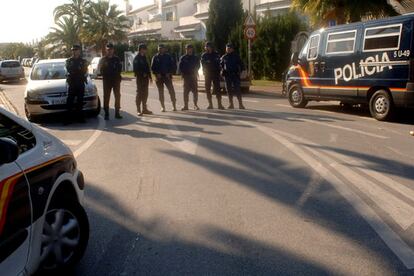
[244,14,256,27]
[244,26,256,40]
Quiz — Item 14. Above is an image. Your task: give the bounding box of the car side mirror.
[0,138,19,165]
[291,53,299,66]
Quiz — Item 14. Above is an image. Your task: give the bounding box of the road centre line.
[238,120,414,269]
[62,140,82,146]
[73,115,105,158]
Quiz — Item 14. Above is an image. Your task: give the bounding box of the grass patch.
[252,79,282,87]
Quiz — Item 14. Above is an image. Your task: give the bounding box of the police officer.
[220,43,246,109]
[179,44,200,111]
[65,44,88,124]
[201,42,224,110]
[99,43,123,120]
[133,44,153,116]
[151,44,177,112]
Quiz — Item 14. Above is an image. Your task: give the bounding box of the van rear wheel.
[369,90,394,121]
[288,84,308,108]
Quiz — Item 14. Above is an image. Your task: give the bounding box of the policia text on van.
[285,14,414,121]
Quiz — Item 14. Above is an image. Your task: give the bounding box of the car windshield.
[31,62,66,80]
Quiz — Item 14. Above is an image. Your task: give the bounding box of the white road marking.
[239,120,414,269]
[243,99,259,103]
[329,133,338,143]
[73,115,105,158]
[299,118,388,139]
[275,103,374,121]
[62,139,82,146]
[324,150,414,214]
[142,116,200,155]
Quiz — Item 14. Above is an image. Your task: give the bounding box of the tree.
[0,43,35,60]
[292,0,397,26]
[46,16,80,57]
[206,0,244,54]
[54,0,90,30]
[82,0,129,55]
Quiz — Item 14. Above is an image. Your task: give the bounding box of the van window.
[326,30,356,54]
[363,24,402,52]
[307,35,320,60]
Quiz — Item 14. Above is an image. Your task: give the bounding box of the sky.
[0,0,153,43]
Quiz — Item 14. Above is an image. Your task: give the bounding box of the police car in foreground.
[0,107,89,275]
[24,59,101,122]
[285,14,414,121]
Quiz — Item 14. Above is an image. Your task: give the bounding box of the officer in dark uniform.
[178,44,200,111]
[133,43,153,116]
[220,43,246,109]
[151,44,177,112]
[201,42,224,109]
[99,43,123,120]
[65,44,88,124]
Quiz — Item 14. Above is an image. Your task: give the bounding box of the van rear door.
[299,33,322,98]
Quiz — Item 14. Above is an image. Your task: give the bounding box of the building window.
[326,30,356,54]
[166,11,175,21]
[363,24,402,52]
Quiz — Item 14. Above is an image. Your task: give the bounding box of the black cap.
[158,44,165,49]
[71,44,81,51]
[185,44,194,49]
[226,43,234,49]
[138,43,147,51]
[205,42,213,48]
[106,42,114,49]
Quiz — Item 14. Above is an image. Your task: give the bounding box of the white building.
[126,0,292,41]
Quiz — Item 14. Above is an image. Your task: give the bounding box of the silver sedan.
[24,59,101,121]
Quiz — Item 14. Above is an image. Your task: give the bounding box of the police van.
[285,14,414,120]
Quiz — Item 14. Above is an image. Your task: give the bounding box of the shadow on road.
[70,183,333,275]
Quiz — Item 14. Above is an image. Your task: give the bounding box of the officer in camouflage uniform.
[201,42,224,109]
[65,44,88,124]
[99,43,123,120]
[178,44,200,111]
[133,43,153,116]
[220,43,246,110]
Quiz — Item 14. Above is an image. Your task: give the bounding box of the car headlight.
[26,90,44,100]
[84,85,97,97]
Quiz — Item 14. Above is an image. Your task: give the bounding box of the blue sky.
[0,0,152,43]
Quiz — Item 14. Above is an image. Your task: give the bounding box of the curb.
[0,90,19,115]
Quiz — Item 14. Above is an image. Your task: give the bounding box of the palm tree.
[46,17,80,57]
[82,0,129,55]
[53,0,90,49]
[53,0,90,26]
[292,0,398,27]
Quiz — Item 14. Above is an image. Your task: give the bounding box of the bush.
[228,12,307,81]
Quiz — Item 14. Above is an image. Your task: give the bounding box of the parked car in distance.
[0,60,25,83]
[197,67,251,93]
[24,59,101,122]
[0,107,89,275]
[88,57,101,79]
[285,13,414,121]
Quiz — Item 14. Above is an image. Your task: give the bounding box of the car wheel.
[39,200,89,273]
[369,90,394,121]
[288,84,308,108]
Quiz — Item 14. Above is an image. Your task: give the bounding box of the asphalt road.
[1,78,414,275]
